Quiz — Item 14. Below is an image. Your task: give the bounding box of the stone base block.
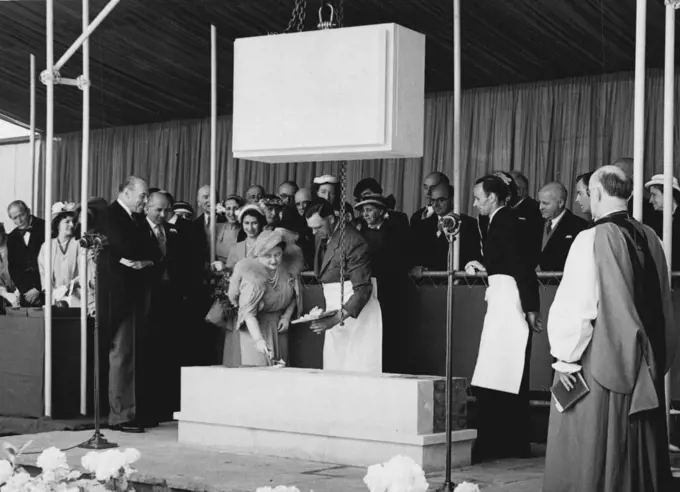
[175,366,476,472]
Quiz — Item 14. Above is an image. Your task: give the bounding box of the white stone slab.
[175,367,475,472]
[232,24,425,163]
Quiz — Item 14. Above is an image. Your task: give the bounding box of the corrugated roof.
[0,0,673,133]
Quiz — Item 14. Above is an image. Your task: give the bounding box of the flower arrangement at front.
[0,442,140,492]
[206,262,238,324]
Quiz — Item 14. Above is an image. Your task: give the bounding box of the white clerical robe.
[548,228,598,374]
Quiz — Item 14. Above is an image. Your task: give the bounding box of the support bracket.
[40,69,61,86]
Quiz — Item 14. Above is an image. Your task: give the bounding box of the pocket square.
[566,235,573,239]
[518,217,527,220]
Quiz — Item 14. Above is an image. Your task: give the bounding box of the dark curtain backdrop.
[41,69,680,217]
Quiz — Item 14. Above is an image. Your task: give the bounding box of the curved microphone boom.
[439,212,462,239]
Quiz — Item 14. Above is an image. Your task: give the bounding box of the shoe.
[109,422,145,433]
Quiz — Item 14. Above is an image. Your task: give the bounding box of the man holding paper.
[544,165,677,492]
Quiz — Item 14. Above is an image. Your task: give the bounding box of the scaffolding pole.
[209,25,217,262]
[44,0,55,418]
[79,0,91,416]
[663,0,679,453]
[632,0,647,222]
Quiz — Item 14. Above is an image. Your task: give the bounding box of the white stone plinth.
[175,367,476,472]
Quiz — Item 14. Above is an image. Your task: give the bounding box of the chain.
[339,161,347,326]
[282,0,307,33]
[336,0,344,27]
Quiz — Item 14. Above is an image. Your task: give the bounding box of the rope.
[338,161,347,326]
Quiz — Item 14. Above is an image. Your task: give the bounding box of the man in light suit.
[106,176,159,433]
[6,200,45,307]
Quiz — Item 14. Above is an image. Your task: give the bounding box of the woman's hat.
[644,174,680,193]
[224,195,245,207]
[237,203,266,221]
[260,195,284,209]
[313,175,339,185]
[173,201,194,216]
[51,201,76,219]
[354,194,388,211]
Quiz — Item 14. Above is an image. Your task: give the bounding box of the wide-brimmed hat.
[354,194,388,211]
[644,174,680,193]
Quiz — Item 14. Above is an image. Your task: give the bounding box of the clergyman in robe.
[544,165,678,492]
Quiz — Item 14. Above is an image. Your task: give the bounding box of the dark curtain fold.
[40,69,680,218]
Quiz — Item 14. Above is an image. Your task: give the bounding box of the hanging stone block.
[232,24,425,163]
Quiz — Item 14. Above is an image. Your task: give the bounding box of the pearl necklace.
[267,267,280,288]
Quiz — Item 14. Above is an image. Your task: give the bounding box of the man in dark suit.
[106,176,160,433]
[6,200,45,307]
[142,192,185,421]
[468,174,542,462]
[412,182,481,272]
[509,170,544,268]
[537,182,589,272]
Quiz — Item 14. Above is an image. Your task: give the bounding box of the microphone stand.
[79,242,117,449]
[438,215,461,492]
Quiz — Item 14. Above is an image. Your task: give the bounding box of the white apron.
[322,278,382,373]
[471,274,529,394]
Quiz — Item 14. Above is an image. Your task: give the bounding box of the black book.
[550,371,590,412]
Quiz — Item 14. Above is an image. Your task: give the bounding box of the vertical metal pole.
[30,55,36,212]
[209,25,217,263]
[441,238,455,492]
[632,0,647,222]
[79,0,90,416]
[663,0,678,451]
[452,0,461,271]
[44,0,54,418]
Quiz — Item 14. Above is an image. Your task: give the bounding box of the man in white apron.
[305,200,382,373]
[466,174,542,462]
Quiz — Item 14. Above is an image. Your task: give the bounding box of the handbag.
[205,298,233,330]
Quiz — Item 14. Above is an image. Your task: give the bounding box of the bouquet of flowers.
[0,441,140,492]
[205,262,237,326]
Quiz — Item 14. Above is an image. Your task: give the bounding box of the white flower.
[82,448,139,482]
[51,202,65,215]
[453,482,480,492]
[0,460,12,485]
[363,456,428,492]
[216,203,227,215]
[256,487,300,492]
[0,470,31,492]
[36,447,68,472]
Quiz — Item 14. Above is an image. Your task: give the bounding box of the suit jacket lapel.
[319,234,337,276]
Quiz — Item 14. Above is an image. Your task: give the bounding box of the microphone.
[439,212,462,238]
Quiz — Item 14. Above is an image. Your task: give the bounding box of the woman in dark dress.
[354,195,413,374]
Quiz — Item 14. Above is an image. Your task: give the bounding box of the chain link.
[282,0,307,33]
[339,161,347,326]
[336,0,344,27]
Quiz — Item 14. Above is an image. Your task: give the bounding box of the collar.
[146,216,161,231]
[549,209,567,228]
[367,221,383,230]
[513,197,526,208]
[117,199,133,218]
[167,214,178,225]
[489,205,505,224]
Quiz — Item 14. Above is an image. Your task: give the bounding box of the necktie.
[316,238,328,273]
[546,220,553,235]
[155,226,167,257]
[18,227,32,236]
